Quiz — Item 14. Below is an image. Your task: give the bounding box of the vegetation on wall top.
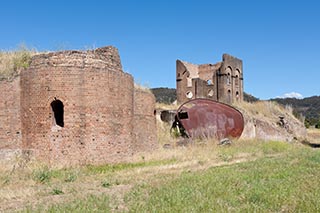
[0,45,35,80]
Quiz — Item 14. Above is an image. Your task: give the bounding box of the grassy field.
[1,137,320,212]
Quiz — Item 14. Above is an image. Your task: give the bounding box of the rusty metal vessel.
[176,99,244,139]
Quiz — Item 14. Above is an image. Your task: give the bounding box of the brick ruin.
[176,54,244,104]
[0,46,157,166]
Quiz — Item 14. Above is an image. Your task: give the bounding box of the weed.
[51,188,64,195]
[218,153,233,162]
[32,166,52,183]
[1,175,10,185]
[101,180,111,188]
[64,172,77,183]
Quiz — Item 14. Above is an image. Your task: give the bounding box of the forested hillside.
[150,87,176,104]
[271,96,320,127]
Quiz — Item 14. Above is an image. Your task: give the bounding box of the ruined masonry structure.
[176,54,243,104]
[0,46,157,166]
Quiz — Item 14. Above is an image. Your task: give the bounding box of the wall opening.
[51,99,64,127]
[186,91,193,99]
[228,89,232,103]
[235,69,241,87]
[225,67,232,85]
[235,75,239,86]
[208,89,214,97]
[227,73,231,85]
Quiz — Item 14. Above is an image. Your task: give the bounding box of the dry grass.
[155,102,178,110]
[134,83,152,93]
[307,128,320,144]
[0,45,36,80]
[235,101,296,121]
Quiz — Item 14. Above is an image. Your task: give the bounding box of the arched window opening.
[235,69,241,87]
[51,99,64,127]
[207,79,213,85]
[228,89,232,103]
[225,67,232,85]
[227,73,231,85]
[236,91,240,100]
[235,75,239,86]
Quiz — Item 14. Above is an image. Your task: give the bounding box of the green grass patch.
[32,166,53,184]
[23,194,111,212]
[261,140,290,154]
[85,158,177,174]
[28,159,176,186]
[125,148,320,212]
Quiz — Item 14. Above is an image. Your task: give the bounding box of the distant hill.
[151,87,320,127]
[150,87,176,104]
[271,96,320,127]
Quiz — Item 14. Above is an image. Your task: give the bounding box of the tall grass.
[0,45,36,80]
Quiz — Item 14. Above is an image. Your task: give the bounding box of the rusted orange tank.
[176,99,244,139]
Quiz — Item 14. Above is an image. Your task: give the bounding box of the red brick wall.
[133,88,158,153]
[0,77,22,149]
[19,46,138,166]
[0,46,157,166]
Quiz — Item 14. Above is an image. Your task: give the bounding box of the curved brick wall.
[133,88,158,152]
[0,77,22,149]
[20,46,136,165]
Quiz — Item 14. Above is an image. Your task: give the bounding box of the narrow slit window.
[51,99,64,127]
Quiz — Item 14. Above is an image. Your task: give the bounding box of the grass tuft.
[101,180,111,188]
[64,171,78,183]
[51,188,64,195]
[32,166,53,184]
[0,45,36,80]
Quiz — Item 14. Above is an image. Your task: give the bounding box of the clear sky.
[1,0,319,100]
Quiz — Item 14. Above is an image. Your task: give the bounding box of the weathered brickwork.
[176,54,243,104]
[0,46,158,166]
[133,88,157,152]
[0,77,22,149]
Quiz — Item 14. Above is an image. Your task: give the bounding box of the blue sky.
[1,0,319,100]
